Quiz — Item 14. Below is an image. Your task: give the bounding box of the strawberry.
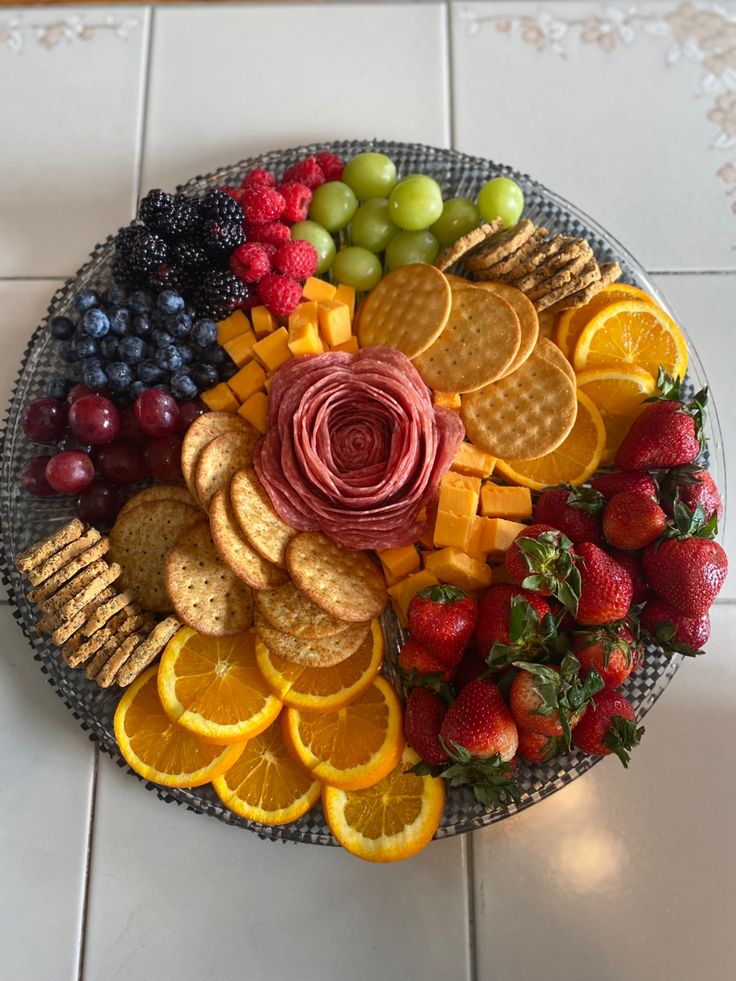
[591,470,658,501]
[437,678,519,805]
[572,689,644,767]
[398,638,454,688]
[407,585,477,670]
[660,465,723,523]
[404,688,449,766]
[602,491,667,550]
[509,653,603,746]
[517,730,562,764]
[614,371,707,470]
[642,502,727,617]
[452,645,488,694]
[575,542,633,625]
[534,486,604,546]
[505,524,581,611]
[573,620,642,688]
[606,549,650,605]
[474,584,554,669]
[640,597,711,656]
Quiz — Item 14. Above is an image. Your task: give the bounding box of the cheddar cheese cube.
[424,547,492,591]
[303,277,337,303]
[335,283,356,321]
[438,472,481,517]
[251,306,277,338]
[332,335,359,354]
[451,442,496,478]
[288,301,319,333]
[201,383,239,413]
[433,510,474,551]
[480,518,529,561]
[223,329,258,367]
[217,310,251,345]
[465,515,490,562]
[319,301,352,347]
[237,391,269,434]
[288,322,324,356]
[417,506,436,550]
[480,483,533,520]
[253,327,292,372]
[433,391,461,411]
[227,359,267,403]
[264,375,274,392]
[377,545,421,585]
[387,570,440,627]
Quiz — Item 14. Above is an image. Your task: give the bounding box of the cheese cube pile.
[201,278,358,430]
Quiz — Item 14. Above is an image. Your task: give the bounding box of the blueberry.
[109,307,132,337]
[133,313,153,338]
[218,361,238,382]
[83,361,108,389]
[157,290,185,315]
[129,380,146,399]
[154,383,172,395]
[119,335,146,364]
[202,345,227,367]
[64,362,84,383]
[104,283,128,307]
[191,318,217,348]
[58,340,75,363]
[137,359,165,385]
[152,328,174,349]
[170,373,198,400]
[106,362,133,392]
[71,335,99,359]
[129,290,153,314]
[190,362,218,389]
[74,289,101,313]
[155,345,183,372]
[100,336,120,360]
[49,315,75,340]
[47,376,71,400]
[81,308,111,338]
[175,344,193,365]
[165,311,192,338]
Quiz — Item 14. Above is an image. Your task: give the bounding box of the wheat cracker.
[96,631,145,689]
[59,562,121,621]
[546,261,622,312]
[42,586,116,644]
[209,487,289,590]
[39,559,110,615]
[27,529,102,586]
[465,219,535,271]
[434,220,502,272]
[27,537,110,605]
[533,260,602,311]
[195,428,259,511]
[470,226,548,279]
[510,241,592,292]
[65,608,143,668]
[115,616,181,687]
[255,582,351,639]
[16,518,84,575]
[118,484,197,521]
[230,466,295,569]
[181,411,255,501]
[254,610,370,667]
[82,590,136,636]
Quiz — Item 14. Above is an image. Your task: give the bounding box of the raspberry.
[316,152,345,181]
[257,273,302,317]
[219,185,245,204]
[279,181,312,223]
[274,240,318,280]
[241,167,277,189]
[245,221,291,246]
[260,243,278,260]
[240,185,286,224]
[283,156,325,190]
[229,242,273,283]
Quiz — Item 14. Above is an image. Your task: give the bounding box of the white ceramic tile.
[0,6,149,277]
[472,602,736,981]
[0,604,94,980]
[142,3,449,192]
[84,757,471,981]
[451,1,736,271]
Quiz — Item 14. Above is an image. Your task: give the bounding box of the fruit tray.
[0,140,726,846]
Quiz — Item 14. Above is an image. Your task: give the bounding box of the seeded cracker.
[60,562,121,621]
[526,250,596,300]
[83,617,146,679]
[546,261,622,312]
[209,487,289,590]
[41,586,116,644]
[82,590,136,636]
[26,537,110,605]
[501,235,571,280]
[470,227,548,279]
[434,219,503,272]
[230,466,295,569]
[27,529,102,586]
[96,631,145,689]
[115,616,181,687]
[254,610,370,667]
[118,484,198,521]
[510,241,592,292]
[195,427,260,511]
[65,608,143,668]
[465,220,535,272]
[181,411,255,502]
[39,559,110,614]
[533,259,602,311]
[15,518,84,575]
[255,582,351,639]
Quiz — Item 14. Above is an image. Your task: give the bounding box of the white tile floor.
[1,4,735,980]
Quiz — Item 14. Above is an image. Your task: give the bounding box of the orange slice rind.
[555,282,655,358]
[576,365,657,464]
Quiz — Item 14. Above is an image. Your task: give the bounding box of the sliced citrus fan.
[114,667,245,788]
[322,746,446,863]
[283,676,404,791]
[576,365,656,464]
[572,299,688,379]
[495,390,605,491]
[555,283,654,358]
[255,619,383,712]
[212,718,321,826]
[158,627,282,745]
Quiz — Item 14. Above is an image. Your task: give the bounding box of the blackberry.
[164,196,200,239]
[171,239,209,273]
[116,226,169,276]
[111,256,140,290]
[199,189,245,224]
[193,269,249,320]
[138,189,174,231]
[201,218,245,259]
[147,260,185,293]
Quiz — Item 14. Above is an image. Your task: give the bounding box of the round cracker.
[109,500,202,613]
[230,467,295,569]
[434,220,502,272]
[210,488,289,591]
[181,411,254,501]
[471,281,539,376]
[255,582,351,639]
[118,484,198,520]
[254,610,370,667]
[413,287,521,393]
[286,532,387,623]
[461,354,577,461]
[165,519,254,637]
[357,263,451,359]
[195,428,259,510]
[535,335,576,387]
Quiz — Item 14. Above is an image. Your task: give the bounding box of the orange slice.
[576,365,657,464]
[283,676,404,791]
[572,300,688,379]
[495,390,605,491]
[212,719,321,825]
[158,627,282,745]
[555,283,654,358]
[114,667,244,787]
[322,746,445,863]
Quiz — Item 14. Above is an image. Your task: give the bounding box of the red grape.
[45,451,95,493]
[67,383,95,404]
[76,482,124,526]
[117,405,145,444]
[21,455,58,497]
[177,398,207,432]
[68,394,120,445]
[134,389,181,438]
[143,435,183,482]
[93,443,146,485]
[22,397,68,444]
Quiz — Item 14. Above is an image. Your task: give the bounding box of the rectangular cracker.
[16,519,84,575]
[59,562,121,621]
[66,609,144,669]
[27,529,102,586]
[96,632,145,689]
[27,538,110,605]
[48,586,117,647]
[37,560,110,615]
[82,591,136,637]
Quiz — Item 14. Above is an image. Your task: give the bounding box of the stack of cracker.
[16,518,181,688]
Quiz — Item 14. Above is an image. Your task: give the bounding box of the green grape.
[387,175,444,231]
[430,197,481,247]
[385,230,440,270]
[332,247,383,292]
[309,181,358,232]
[477,177,524,227]
[290,220,336,274]
[342,153,397,200]
[349,198,398,253]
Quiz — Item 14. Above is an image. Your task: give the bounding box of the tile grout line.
[133,6,156,208]
[76,745,100,981]
[466,832,479,981]
[445,0,456,150]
